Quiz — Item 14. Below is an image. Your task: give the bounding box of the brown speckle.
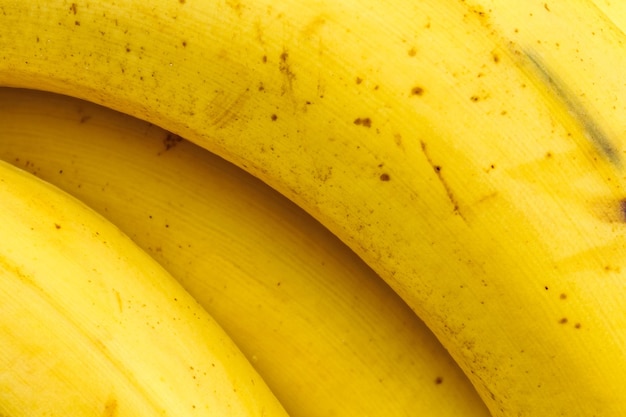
[380,173,390,182]
[70,3,77,14]
[559,317,568,324]
[410,86,424,96]
[354,117,372,128]
[559,293,567,300]
[75,21,80,26]
[470,95,480,102]
[179,0,186,3]
[574,323,581,329]
[271,114,278,121]
[544,3,550,11]
[435,376,443,384]
[262,55,267,63]
[54,223,61,230]
[103,397,118,417]
[492,52,500,63]
[163,133,183,151]
[182,41,187,47]
[420,141,464,220]
[278,50,296,95]
[408,47,417,57]
[280,51,288,63]
[356,77,363,84]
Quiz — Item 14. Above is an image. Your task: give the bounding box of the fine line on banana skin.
[524,50,622,168]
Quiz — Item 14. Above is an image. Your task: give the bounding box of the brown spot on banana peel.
[588,197,626,223]
[160,132,183,153]
[279,49,296,97]
[420,140,465,221]
[353,117,372,127]
[102,396,118,417]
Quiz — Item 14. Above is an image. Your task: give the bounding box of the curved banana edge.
[0,87,491,417]
[0,159,288,416]
[3,1,626,415]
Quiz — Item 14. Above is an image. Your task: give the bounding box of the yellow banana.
[592,0,626,34]
[3,0,626,415]
[0,87,491,417]
[0,158,288,416]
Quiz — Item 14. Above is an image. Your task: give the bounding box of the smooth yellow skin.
[0,160,289,417]
[2,0,626,415]
[0,87,491,417]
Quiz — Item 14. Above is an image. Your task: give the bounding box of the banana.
[0,158,288,416]
[2,0,626,415]
[0,86,491,417]
[592,0,626,34]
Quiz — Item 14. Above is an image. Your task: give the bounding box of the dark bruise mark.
[353,117,371,128]
[525,50,622,168]
[620,199,626,221]
[589,197,626,223]
[379,173,390,181]
[70,3,77,14]
[420,141,464,220]
[163,133,183,151]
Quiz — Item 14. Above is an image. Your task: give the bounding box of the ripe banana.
[0,159,288,416]
[2,0,626,415]
[592,0,626,34]
[0,87,491,417]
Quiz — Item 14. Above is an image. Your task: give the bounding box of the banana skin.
[2,0,626,415]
